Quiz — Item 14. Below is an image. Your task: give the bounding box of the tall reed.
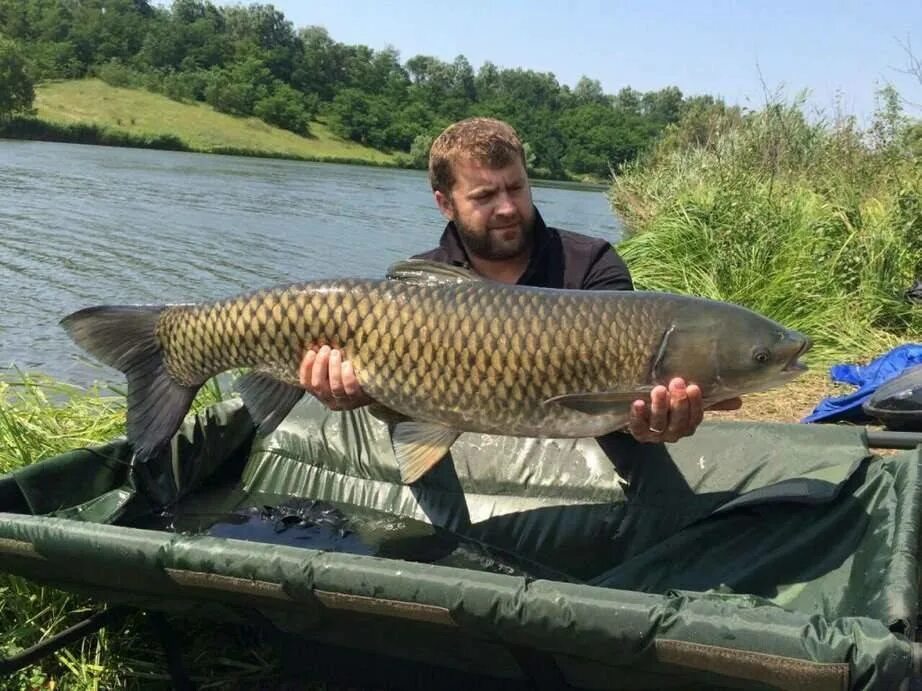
[610,89,922,365]
[0,374,278,689]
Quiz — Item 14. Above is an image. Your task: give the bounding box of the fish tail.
[60,305,199,459]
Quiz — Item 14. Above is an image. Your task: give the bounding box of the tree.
[67,0,155,69]
[641,86,684,127]
[572,76,607,106]
[254,81,316,134]
[295,25,343,100]
[0,0,733,176]
[474,61,499,99]
[0,37,35,120]
[140,0,227,72]
[0,0,81,77]
[408,132,433,168]
[328,87,388,145]
[656,95,739,153]
[869,84,909,152]
[204,56,273,114]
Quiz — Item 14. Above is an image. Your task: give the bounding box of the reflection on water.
[0,140,622,386]
[138,496,577,581]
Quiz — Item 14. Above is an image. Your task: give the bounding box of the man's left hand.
[627,378,742,443]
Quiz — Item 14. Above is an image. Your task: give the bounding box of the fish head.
[653,303,812,401]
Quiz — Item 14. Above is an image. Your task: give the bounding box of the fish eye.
[753,348,771,364]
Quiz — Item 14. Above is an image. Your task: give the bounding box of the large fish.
[61,260,811,483]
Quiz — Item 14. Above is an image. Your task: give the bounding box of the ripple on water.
[1,142,622,385]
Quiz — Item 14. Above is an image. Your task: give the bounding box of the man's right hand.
[298,345,373,411]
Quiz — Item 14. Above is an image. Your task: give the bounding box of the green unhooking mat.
[1,396,921,690]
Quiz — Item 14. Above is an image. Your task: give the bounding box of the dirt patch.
[707,371,919,456]
[709,371,846,424]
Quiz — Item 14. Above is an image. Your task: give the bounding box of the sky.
[233,0,922,124]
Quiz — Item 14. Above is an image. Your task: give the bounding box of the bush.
[610,89,922,364]
[92,59,146,89]
[253,83,315,135]
[0,37,35,120]
[0,116,188,152]
[161,69,209,102]
[203,58,273,116]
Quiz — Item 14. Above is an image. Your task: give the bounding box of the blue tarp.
[801,343,922,424]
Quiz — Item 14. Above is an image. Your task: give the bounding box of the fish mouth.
[783,337,812,373]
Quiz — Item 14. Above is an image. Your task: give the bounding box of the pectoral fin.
[543,390,652,415]
[392,421,460,484]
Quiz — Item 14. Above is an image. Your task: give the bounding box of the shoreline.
[0,116,609,189]
[0,117,403,169]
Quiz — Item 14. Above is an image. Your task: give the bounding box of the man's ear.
[434,190,454,220]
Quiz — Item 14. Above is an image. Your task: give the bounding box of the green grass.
[19,78,399,165]
[0,374,299,690]
[0,376,125,475]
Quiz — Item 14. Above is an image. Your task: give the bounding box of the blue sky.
[241,0,921,123]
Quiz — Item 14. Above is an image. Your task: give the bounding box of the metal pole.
[0,606,130,674]
[863,428,922,450]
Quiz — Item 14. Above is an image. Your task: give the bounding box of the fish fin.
[368,402,412,425]
[386,258,483,285]
[391,421,460,483]
[236,370,306,433]
[60,305,199,458]
[651,324,678,381]
[544,390,651,415]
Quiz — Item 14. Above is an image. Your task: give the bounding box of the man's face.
[434,157,536,261]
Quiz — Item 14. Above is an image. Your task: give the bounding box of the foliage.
[0,113,189,150]
[92,57,146,88]
[203,55,273,115]
[0,0,723,178]
[0,36,35,119]
[0,374,292,688]
[253,81,317,135]
[610,89,922,365]
[29,78,399,164]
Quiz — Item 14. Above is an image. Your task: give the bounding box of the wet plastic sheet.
[0,397,920,690]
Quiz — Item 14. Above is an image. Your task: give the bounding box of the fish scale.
[154,279,666,434]
[61,259,810,484]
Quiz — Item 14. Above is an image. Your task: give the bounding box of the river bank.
[0,79,608,186]
[0,78,401,166]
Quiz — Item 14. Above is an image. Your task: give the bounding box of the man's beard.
[455,215,534,261]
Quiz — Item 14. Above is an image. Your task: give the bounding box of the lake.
[0,140,623,386]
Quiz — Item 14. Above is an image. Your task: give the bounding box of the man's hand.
[627,378,742,443]
[298,345,373,411]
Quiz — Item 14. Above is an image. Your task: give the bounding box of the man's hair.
[428,117,526,195]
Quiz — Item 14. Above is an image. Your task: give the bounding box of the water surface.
[0,140,622,385]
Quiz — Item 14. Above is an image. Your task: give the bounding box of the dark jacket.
[413,207,633,291]
[414,206,639,465]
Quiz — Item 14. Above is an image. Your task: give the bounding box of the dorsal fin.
[385,259,483,286]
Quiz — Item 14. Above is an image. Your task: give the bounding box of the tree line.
[0,0,734,178]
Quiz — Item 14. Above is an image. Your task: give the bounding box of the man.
[298,117,741,443]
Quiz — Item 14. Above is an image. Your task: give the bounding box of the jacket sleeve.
[582,244,634,291]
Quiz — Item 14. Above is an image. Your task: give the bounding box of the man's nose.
[494,192,516,215]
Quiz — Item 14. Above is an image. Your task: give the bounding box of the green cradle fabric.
[0,396,919,690]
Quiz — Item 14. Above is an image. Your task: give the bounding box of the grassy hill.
[25,79,399,164]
